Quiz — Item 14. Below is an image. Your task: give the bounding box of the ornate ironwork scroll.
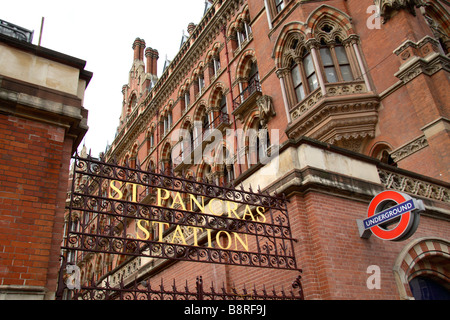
[63,274,303,301]
[63,154,299,271]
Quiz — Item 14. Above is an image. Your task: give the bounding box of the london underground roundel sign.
[358,191,424,241]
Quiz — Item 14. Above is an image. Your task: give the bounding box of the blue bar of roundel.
[363,199,416,230]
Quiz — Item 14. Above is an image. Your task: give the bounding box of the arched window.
[213,55,221,77]
[223,164,235,185]
[185,125,194,156]
[211,87,230,129]
[206,44,222,83]
[236,19,252,48]
[219,94,228,115]
[290,59,305,102]
[202,112,210,133]
[275,10,366,109]
[147,128,155,152]
[217,147,235,185]
[163,156,172,174]
[371,143,397,167]
[197,73,205,96]
[125,144,138,170]
[319,38,354,83]
[184,91,191,111]
[248,61,260,88]
[162,110,173,135]
[234,55,260,110]
[161,142,173,174]
[178,122,194,164]
[163,116,168,135]
[289,49,318,104]
[150,132,154,149]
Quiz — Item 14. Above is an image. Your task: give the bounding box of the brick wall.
[0,114,73,295]
[286,190,450,300]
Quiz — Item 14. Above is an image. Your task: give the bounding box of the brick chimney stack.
[145,47,159,76]
[132,38,146,61]
[187,23,196,35]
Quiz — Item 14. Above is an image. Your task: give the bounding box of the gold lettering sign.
[65,155,298,271]
[110,183,268,252]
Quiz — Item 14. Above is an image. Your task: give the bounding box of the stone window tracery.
[209,55,221,79]
[319,38,354,83]
[276,16,365,109]
[197,73,205,96]
[160,107,173,137]
[289,49,319,104]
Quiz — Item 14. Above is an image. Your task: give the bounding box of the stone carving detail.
[326,82,368,97]
[286,76,379,153]
[330,131,376,154]
[422,5,450,53]
[290,81,368,120]
[374,0,426,23]
[287,98,379,150]
[108,257,142,286]
[378,169,449,203]
[390,135,429,162]
[290,89,323,120]
[394,36,450,84]
[256,95,276,126]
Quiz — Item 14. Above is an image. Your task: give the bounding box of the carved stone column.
[276,68,292,123]
[306,38,327,95]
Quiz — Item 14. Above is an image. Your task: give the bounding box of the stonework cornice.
[394,53,450,84]
[390,135,429,162]
[374,0,426,23]
[393,35,450,85]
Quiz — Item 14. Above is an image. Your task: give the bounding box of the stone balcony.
[232,78,262,122]
[286,80,380,153]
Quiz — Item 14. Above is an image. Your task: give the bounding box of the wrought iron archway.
[57,154,303,300]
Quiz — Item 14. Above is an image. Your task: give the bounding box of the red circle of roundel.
[367,191,412,241]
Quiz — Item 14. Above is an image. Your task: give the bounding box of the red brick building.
[0,21,92,299]
[64,0,449,300]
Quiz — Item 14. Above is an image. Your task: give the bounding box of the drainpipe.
[221,25,242,178]
[263,0,273,29]
[156,109,160,170]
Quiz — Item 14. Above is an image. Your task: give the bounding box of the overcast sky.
[2,0,208,157]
